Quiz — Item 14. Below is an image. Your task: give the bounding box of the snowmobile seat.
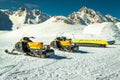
[28,42,44,49]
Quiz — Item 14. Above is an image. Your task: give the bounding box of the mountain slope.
[0,10,13,30]
[83,22,120,42]
[1,7,51,30]
[10,7,51,30]
[44,16,74,24]
[68,7,120,25]
[0,7,120,30]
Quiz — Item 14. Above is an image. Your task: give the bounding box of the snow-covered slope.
[47,16,74,24]
[0,21,120,80]
[105,14,120,23]
[0,20,84,45]
[1,7,120,30]
[116,22,120,30]
[68,7,120,25]
[82,22,120,41]
[10,7,51,30]
[0,7,51,30]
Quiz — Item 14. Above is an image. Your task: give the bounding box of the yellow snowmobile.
[50,36,79,52]
[5,37,54,58]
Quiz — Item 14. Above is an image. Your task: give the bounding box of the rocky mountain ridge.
[0,7,51,30]
[0,7,120,30]
[68,7,120,25]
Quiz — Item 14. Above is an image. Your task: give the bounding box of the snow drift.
[83,22,120,42]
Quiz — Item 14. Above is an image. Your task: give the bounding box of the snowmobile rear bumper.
[45,49,54,57]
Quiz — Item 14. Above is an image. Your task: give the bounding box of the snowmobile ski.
[5,49,12,54]
[4,49,20,55]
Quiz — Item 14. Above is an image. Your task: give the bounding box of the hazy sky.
[0,0,120,18]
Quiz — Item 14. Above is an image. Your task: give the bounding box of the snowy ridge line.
[1,7,120,31]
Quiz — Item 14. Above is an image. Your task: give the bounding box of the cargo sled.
[73,40,108,47]
[50,36,79,52]
[5,37,54,58]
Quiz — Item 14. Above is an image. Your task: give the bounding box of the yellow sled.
[73,40,108,47]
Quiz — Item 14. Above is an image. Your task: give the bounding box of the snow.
[1,7,120,31]
[116,22,120,30]
[0,21,120,80]
[82,22,120,42]
[69,7,120,25]
[0,8,50,30]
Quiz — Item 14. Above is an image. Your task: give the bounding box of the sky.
[0,0,120,19]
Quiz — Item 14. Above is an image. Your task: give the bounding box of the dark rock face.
[0,11,13,30]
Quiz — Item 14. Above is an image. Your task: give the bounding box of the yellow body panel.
[28,42,44,49]
[60,40,72,46]
[73,40,108,45]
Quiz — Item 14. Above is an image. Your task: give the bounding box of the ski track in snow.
[0,45,120,80]
[0,22,120,80]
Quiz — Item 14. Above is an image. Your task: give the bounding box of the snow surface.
[82,22,120,43]
[116,22,120,30]
[68,7,120,25]
[0,21,120,80]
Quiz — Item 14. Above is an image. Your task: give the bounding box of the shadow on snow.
[75,50,89,54]
[50,54,71,60]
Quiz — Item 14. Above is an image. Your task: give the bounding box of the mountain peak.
[6,7,50,30]
[79,6,89,12]
[0,7,120,30]
[69,6,120,25]
[18,7,26,11]
[79,6,96,15]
